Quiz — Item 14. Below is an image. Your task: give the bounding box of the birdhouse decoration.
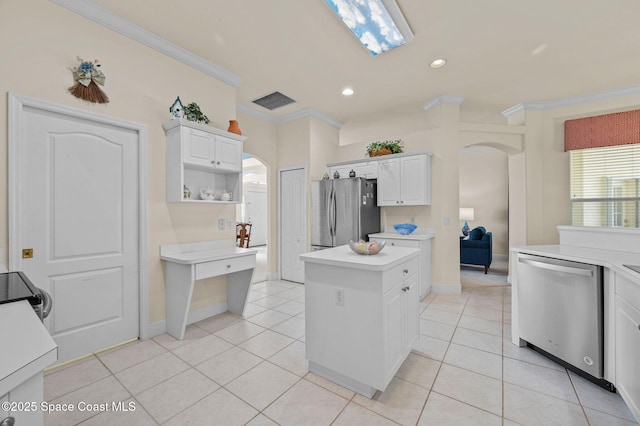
[169,96,185,119]
[68,57,109,104]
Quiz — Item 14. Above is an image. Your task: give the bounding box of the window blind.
[570,144,640,227]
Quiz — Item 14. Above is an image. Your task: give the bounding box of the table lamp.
[459,208,475,236]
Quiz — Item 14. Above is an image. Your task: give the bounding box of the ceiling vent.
[252,91,296,110]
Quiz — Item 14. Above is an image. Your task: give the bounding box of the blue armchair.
[460,226,493,274]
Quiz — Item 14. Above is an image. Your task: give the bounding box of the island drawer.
[383,256,420,293]
[371,238,420,249]
[195,255,256,280]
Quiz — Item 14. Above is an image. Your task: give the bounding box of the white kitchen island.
[300,245,420,398]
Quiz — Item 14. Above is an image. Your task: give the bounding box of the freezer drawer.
[517,253,603,379]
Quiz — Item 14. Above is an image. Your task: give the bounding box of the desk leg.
[227,268,254,315]
[165,263,195,340]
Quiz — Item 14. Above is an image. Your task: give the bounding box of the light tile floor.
[44,280,638,425]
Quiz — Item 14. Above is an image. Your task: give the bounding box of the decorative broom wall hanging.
[68,57,109,103]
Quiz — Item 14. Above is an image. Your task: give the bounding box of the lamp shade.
[459,208,475,221]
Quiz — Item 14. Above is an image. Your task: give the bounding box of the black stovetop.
[0,271,42,305]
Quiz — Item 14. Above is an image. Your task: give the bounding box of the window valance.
[564,109,640,151]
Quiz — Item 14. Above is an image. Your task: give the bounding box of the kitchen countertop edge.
[511,244,640,284]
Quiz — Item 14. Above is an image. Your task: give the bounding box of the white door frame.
[7,92,151,339]
[278,165,307,281]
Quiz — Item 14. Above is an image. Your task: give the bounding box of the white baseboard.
[431,283,462,294]
[143,301,229,340]
[267,272,280,281]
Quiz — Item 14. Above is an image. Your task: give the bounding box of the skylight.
[324,0,414,56]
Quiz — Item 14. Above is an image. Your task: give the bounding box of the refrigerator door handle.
[331,189,337,237]
[327,187,334,238]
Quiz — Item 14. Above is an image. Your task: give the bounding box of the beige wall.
[459,148,509,255]
[0,0,239,324]
[237,111,279,275]
[508,93,640,246]
[5,1,640,327]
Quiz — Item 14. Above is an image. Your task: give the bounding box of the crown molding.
[236,103,279,124]
[278,108,343,128]
[236,104,343,128]
[502,85,640,118]
[50,0,241,87]
[422,95,466,112]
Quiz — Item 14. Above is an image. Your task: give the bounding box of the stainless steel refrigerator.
[311,178,381,250]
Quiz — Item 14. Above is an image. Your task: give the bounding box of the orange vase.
[228,120,242,135]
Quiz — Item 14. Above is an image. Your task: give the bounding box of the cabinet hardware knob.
[211,160,215,163]
[403,269,408,273]
[391,243,395,246]
[217,161,221,165]
[227,264,231,268]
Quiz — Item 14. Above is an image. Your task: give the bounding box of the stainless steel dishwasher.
[517,253,614,391]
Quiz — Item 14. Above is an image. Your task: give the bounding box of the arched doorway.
[238,154,268,283]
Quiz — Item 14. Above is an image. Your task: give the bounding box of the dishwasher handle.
[518,257,594,277]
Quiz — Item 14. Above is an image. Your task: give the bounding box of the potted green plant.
[184,102,210,124]
[366,139,404,157]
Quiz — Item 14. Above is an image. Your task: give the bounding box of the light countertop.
[160,240,256,265]
[0,300,57,396]
[160,247,256,265]
[369,227,435,241]
[300,245,419,271]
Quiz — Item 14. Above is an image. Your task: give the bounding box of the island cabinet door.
[615,294,640,420]
[383,270,420,379]
[404,272,420,353]
[384,283,405,374]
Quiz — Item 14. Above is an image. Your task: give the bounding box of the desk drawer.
[196,255,256,280]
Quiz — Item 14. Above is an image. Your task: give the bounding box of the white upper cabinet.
[327,152,432,207]
[182,126,242,172]
[164,119,245,203]
[377,154,431,206]
[329,161,378,179]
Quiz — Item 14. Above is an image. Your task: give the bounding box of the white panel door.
[245,190,267,246]
[18,107,139,363]
[280,168,306,283]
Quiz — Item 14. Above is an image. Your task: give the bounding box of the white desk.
[160,240,256,340]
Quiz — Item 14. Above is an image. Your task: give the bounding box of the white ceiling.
[86,0,640,124]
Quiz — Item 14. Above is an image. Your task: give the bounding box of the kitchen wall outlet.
[336,288,345,306]
[227,219,234,229]
[217,218,225,230]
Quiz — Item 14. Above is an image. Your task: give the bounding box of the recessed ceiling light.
[342,88,355,96]
[430,58,447,68]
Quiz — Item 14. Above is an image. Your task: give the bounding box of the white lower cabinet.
[385,269,419,375]
[304,252,420,397]
[370,236,432,298]
[615,273,640,421]
[2,373,44,426]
